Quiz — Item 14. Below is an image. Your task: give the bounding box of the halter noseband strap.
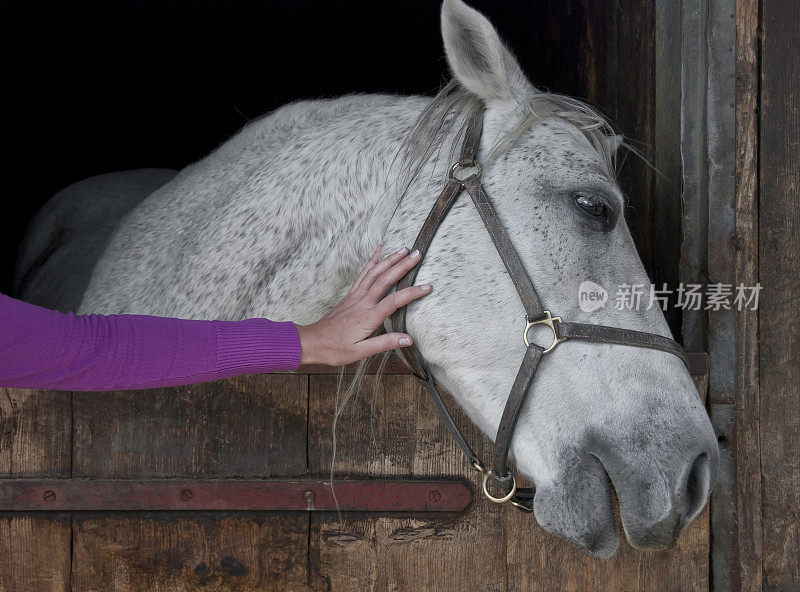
[390,108,688,512]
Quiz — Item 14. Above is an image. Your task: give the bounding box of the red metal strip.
[0,479,472,512]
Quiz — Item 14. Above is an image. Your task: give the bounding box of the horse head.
[386,0,718,557]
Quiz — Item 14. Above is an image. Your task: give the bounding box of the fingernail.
[409,249,420,259]
[399,337,412,346]
[396,247,409,256]
[420,284,432,291]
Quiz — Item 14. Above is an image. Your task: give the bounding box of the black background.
[0,0,589,294]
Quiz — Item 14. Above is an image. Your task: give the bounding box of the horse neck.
[253,95,438,323]
[79,95,445,322]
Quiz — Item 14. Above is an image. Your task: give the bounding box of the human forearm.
[0,294,301,391]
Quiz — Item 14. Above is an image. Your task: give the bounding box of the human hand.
[295,245,431,366]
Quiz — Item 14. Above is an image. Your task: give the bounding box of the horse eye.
[574,193,607,219]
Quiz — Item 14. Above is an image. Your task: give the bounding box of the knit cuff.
[213,318,301,376]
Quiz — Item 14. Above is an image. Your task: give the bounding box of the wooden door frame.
[657,1,762,590]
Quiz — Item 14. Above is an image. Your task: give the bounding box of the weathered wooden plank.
[504,507,709,592]
[0,514,71,592]
[308,374,507,592]
[616,0,657,282]
[0,389,71,478]
[71,515,309,592]
[701,4,739,588]
[734,1,763,591]
[654,0,685,335]
[678,0,711,354]
[72,375,307,478]
[760,2,800,591]
[0,388,72,592]
[70,375,311,591]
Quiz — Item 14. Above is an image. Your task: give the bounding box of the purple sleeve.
[0,293,301,391]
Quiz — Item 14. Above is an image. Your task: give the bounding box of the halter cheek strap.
[390,108,688,512]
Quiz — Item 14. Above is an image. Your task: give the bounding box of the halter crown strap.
[390,107,689,513]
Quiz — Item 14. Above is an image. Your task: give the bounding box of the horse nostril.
[682,453,711,522]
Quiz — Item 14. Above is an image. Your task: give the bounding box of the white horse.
[16,0,717,558]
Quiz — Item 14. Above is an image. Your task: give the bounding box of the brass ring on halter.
[524,310,567,354]
[448,159,483,182]
[482,471,517,503]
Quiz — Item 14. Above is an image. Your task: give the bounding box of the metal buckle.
[524,310,567,354]
[482,472,517,504]
[448,159,482,182]
[472,462,517,503]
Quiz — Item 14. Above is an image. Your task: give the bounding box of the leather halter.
[390,108,688,511]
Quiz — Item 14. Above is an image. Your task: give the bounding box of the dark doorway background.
[1,1,672,332]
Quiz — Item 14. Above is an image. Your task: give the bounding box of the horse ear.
[441,0,531,103]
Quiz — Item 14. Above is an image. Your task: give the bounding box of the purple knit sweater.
[0,293,301,391]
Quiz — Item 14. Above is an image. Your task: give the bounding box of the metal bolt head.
[180,488,193,501]
[42,490,56,502]
[428,490,442,503]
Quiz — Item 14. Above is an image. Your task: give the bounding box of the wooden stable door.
[1,360,710,592]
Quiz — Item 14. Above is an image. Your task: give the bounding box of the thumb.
[354,332,413,359]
